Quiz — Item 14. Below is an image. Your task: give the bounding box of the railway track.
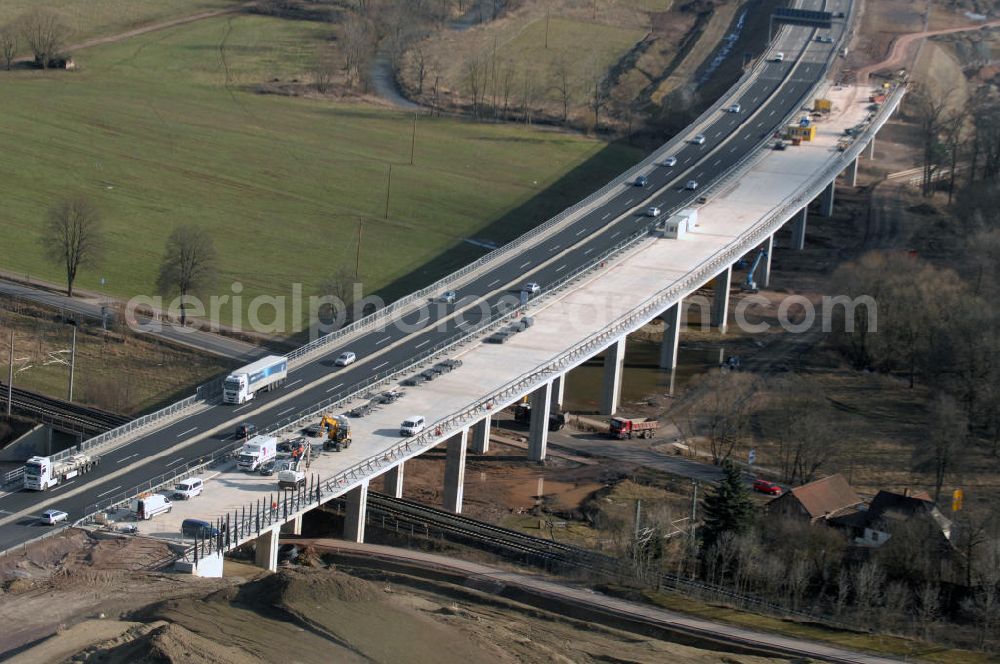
[0,383,130,435]
[363,493,840,628]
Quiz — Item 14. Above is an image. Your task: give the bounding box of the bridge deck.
[130,81,880,543]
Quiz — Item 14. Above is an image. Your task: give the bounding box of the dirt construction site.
[0,527,796,664]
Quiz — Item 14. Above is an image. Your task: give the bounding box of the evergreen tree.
[701,460,755,546]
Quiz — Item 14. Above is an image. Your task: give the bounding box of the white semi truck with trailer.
[24,454,100,491]
[237,435,277,472]
[223,355,289,405]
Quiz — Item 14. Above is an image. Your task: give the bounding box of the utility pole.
[67,324,77,402]
[633,499,642,540]
[689,481,699,542]
[384,164,392,220]
[410,113,417,166]
[544,8,550,49]
[6,330,12,418]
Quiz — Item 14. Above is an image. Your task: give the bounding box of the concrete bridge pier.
[254,527,279,572]
[442,429,468,513]
[659,301,682,370]
[792,207,808,250]
[280,514,303,535]
[763,234,774,287]
[868,136,876,160]
[819,181,835,217]
[529,381,553,461]
[343,480,369,542]
[471,416,491,454]
[846,156,859,187]
[550,374,565,412]
[600,339,626,415]
[711,268,731,333]
[383,462,404,498]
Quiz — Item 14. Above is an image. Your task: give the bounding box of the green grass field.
[0,13,642,331]
[0,0,237,42]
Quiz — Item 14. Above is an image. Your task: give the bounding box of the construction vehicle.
[278,452,308,490]
[741,247,768,293]
[513,403,566,431]
[222,355,288,405]
[320,414,352,451]
[608,417,660,440]
[24,453,100,491]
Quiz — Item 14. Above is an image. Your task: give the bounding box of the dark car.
[259,460,277,476]
[752,479,782,496]
[235,422,257,439]
[278,543,300,564]
[635,175,648,187]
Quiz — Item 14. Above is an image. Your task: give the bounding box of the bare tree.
[519,67,539,125]
[910,85,953,197]
[766,375,841,485]
[156,225,218,325]
[551,58,572,125]
[589,72,608,131]
[41,197,104,297]
[912,392,967,503]
[313,50,336,93]
[0,24,17,71]
[17,8,70,70]
[342,16,374,89]
[413,47,428,95]
[679,372,758,464]
[463,56,485,118]
[499,59,515,119]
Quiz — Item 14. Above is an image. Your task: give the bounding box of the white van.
[130,494,172,520]
[772,52,785,62]
[173,477,204,500]
[400,416,426,436]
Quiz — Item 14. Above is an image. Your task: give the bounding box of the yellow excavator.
[320,415,352,452]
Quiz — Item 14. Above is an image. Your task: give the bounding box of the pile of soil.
[254,567,378,605]
[93,621,264,664]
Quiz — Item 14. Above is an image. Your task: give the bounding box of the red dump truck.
[608,417,660,439]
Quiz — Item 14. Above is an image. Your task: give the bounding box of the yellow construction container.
[814,98,832,112]
[786,125,816,142]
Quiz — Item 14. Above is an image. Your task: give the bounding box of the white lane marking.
[713,159,722,167]
[233,403,253,413]
[715,130,722,137]
[556,264,567,272]
[769,110,775,116]
[165,457,185,467]
[576,227,587,236]
[284,379,302,389]
[584,248,595,255]
[416,339,432,348]
[376,336,391,345]
[52,480,76,491]
[550,244,560,252]
[176,427,197,438]
[456,320,471,328]
[326,382,345,393]
[520,261,531,268]
[97,485,122,498]
[372,361,389,371]
[610,231,620,239]
[117,453,139,464]
[277,407,295,416]
[487,278,500,287]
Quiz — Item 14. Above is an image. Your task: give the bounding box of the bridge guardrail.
[204,79,907,558]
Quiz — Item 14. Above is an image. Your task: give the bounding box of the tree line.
[0,8,73,70]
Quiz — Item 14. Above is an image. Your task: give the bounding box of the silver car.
[685,180,699,191]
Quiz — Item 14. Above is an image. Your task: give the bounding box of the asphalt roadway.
[0,0,848,551]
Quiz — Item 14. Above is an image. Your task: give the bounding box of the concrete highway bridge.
[0,0,901,588]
